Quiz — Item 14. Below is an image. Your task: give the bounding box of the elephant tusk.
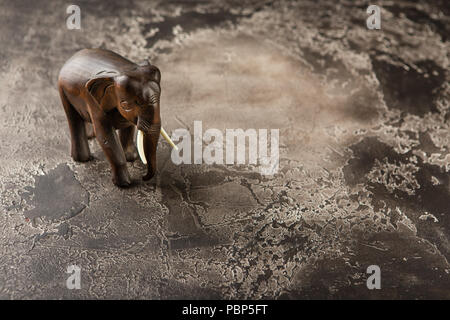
[160,127,179,151]
[137,129,147,164]
[136,127,179,164]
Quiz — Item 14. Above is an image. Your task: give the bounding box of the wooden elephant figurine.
[58,48,162,187]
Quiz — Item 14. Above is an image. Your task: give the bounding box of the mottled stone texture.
[0,0,449,299]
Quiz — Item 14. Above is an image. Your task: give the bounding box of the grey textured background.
[0,0,449,299]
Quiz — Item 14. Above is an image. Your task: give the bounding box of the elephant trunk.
[142,128,160,180]
[137,110,161,181]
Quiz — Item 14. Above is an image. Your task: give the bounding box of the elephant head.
[116,63,162,180]
[86,61,162,181]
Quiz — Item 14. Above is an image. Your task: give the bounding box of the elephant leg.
[92,118,131,187]
[85,122,95,139]
[119,126,138,162]
[58,86,91,162]
[84,91,131,187]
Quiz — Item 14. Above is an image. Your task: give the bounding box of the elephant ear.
[85,72,118,102]
[150,66,161,84]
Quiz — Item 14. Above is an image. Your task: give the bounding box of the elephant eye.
[120,101,133,110]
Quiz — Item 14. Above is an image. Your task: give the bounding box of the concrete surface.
[0,0,449,299]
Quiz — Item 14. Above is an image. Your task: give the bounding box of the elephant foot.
[71,147,92,162]
[85,122,95,139]
[72,154,93,162]
[124,146,139,162]
[112,165,131,187]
